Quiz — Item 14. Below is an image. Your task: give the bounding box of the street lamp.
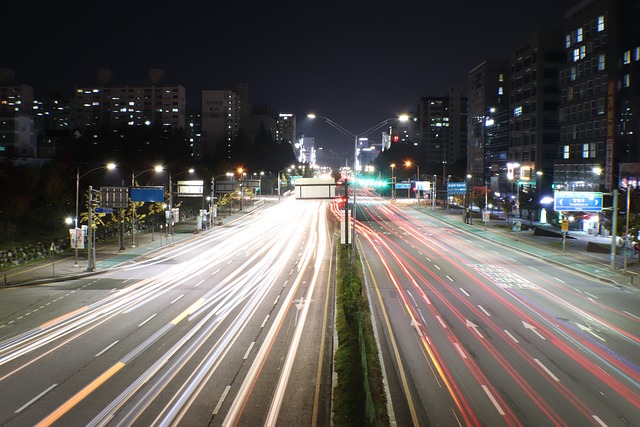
[466,174,472,224]
[390,163,396,201]
[167,168,195,236]
[131,165,163,247]
[433,174,437,210]
[307,113,409,262]
[404,161,420,204]
[74,162,116,267]
[507,162,521,218]
[593,167,624,271]
[277,165,294,201]
[211,172,233,224]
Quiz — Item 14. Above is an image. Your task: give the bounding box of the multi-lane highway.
[356,190,640,427]
[0,198,336,427]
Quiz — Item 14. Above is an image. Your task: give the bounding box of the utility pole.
[610,189,619,270]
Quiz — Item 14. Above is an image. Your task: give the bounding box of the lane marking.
[624,311,640,321]
[534,358,560,382]
[454,343,467,359]
[95,341,119,358]
[16,384,57,414]
[138,314,157,328]
[436,315,447,328]
[592,415,608,427]
[243,342,255,360]
[261,315,270,328]
[478,305,491,317]
[460,288,470,297]
[36,362,125,426]
[170,294,184,304]
[212,385,231,415]
[481,385,505,416]
[504,330,520,343]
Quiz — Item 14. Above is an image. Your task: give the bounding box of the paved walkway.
[409,202,640,287]
[1,200,268,287]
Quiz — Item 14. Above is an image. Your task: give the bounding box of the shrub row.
[333,244,389,427]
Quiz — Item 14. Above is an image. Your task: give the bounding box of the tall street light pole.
[390,163,396,201]
[74,163,116,267]
[131,165,163,247]
[404,161,420,204]
[307,113,409,263]
[167,168,194,236]
[211,172,232,225]
[432,174,437,210]
[277,165,293,201]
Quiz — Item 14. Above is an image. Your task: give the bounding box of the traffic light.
[391,134,399,143]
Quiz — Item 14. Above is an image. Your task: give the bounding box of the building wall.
[73,70,186,136]
[416,87,468,175]
[556,0,640,191]
[467,61,510,190]
[509,29,564,193]
[201,90,239,159]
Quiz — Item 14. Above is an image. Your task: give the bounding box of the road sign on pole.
[94,207,114,214]
[554,191,603,212]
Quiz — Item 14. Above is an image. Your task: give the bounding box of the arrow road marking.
[467,319,484,338]
[522,321,546,340]
[576,322,606,342]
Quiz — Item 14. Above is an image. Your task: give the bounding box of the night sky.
[5,1,577,163]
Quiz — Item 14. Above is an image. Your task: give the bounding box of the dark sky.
[4,1,578,163]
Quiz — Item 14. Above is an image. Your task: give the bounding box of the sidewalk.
[1,199,269,287]
[410,202,640,287]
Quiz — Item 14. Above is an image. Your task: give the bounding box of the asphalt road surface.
[0,198,336,427]
[356,190,640,427]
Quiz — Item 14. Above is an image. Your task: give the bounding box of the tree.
[519,188,542,225]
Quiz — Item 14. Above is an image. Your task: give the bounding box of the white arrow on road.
[522,321,546,340]
[466,319,484,338]
[576,322,606,342]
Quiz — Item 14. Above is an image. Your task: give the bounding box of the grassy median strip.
[333,244,389,427]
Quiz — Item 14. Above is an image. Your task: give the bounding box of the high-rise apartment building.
[0,68,37,157]
[556,0,640,191]
[277,113,297,146]
[200,84,250,161]
[509,30,565,194]
[467,61,510,191]
[74,69,186,132]
[416,88,468,176]
[201,90,240,161]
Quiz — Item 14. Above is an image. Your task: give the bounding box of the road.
[355,190,640,427]
[0,198,336,427]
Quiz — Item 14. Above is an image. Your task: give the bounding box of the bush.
[333,245,389,427]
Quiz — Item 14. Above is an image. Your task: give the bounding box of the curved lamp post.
[74,162,116,268]
[277,165,294,201]
[167,168,195,236]
[404,161,420,204]
[390,163,396,201]
[307,113,409,262]
[131,165,163,247]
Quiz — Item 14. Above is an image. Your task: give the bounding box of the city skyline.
[5,1,577,159]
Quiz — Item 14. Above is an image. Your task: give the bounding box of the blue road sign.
[95,207,114,214]
[447,182,466,195]
[395,182,411,189]
[131,186,165,202]
[554,191,603,212]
